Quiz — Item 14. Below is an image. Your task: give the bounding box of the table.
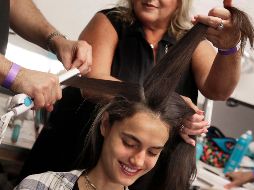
[194,161,254,190]
[0,92,36,163]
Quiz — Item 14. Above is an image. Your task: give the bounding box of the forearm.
[201,51,241,100]
[0,55,40,93]
[10,0,56,50]
[0,55,13,84]
[86,72,120,82]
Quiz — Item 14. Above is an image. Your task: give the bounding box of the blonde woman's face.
[132,0,179,27]
[99,111,169,186]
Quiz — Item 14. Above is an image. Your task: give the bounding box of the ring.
[217,20,224,30]
[179,124,185,132]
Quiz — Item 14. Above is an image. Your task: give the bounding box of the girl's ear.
[100,112,110,137]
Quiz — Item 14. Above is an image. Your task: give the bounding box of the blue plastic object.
[223,130,253,174]
[11,119,22,142]
[212,137,236,154]
[196,141,204,161]
[24,96,33,107]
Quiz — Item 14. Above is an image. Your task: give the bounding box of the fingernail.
[203,129,208,133]
[196,110,204,115]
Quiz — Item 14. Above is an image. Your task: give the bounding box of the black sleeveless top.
[101,8,198,102]
[0,0,10,55]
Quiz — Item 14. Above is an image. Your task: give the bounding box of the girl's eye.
[148,151,157,157]
[148,150,161,157]
[122,139,137,148]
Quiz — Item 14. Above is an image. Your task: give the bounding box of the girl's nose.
[129,150,146,167]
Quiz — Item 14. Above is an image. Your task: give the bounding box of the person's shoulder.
[14,172,55,189]
[98,7,131,25]
[99,7,128,16]
[14,170,84,190]
[97,7,131,35]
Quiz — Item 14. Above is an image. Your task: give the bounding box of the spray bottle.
[223,130,253,174]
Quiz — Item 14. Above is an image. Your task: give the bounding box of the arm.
[192,7,241,100]
[0,55,61,111]
[10,0,92,75]
[192,40,241,100]
[79,12,119,81]
[79,12,119,99]
[10,0,55,50]
[224,171,254,189]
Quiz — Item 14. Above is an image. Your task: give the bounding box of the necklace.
[150,43,169,54]
[149,43,158,50]
[150,43,155,49]
[84,173,96,190]
[83,171,127,190]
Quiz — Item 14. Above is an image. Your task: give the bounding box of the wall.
[33,0,116,40]
[211,101,254,138]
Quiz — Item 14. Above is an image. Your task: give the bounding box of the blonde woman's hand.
[180,96,209,146]
[192,6,240,49]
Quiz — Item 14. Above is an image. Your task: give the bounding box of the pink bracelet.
[218,41,241,56]
[2,63,21,89]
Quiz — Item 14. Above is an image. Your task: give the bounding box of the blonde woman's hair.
[112,0,193,39]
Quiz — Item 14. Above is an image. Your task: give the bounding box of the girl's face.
[99,111,169,186]
[132,0,179,27]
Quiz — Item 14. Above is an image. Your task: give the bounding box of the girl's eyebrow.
[122,132,140,143]
[122,132,164,149]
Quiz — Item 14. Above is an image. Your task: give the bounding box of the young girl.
[15,86,196,190]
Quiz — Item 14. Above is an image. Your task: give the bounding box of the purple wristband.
[218,47,238,55]
[218,41,241,56]
[2,63,21,89]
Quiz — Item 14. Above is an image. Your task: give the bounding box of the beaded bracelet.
[46,31,67,53]
[2,63,21,89]
[218,41,241,56]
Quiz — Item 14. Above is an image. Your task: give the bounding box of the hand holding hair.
[192,7,240,49]
[192,5,253,51]
[180,96,209,146]
[51,37,92,76]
